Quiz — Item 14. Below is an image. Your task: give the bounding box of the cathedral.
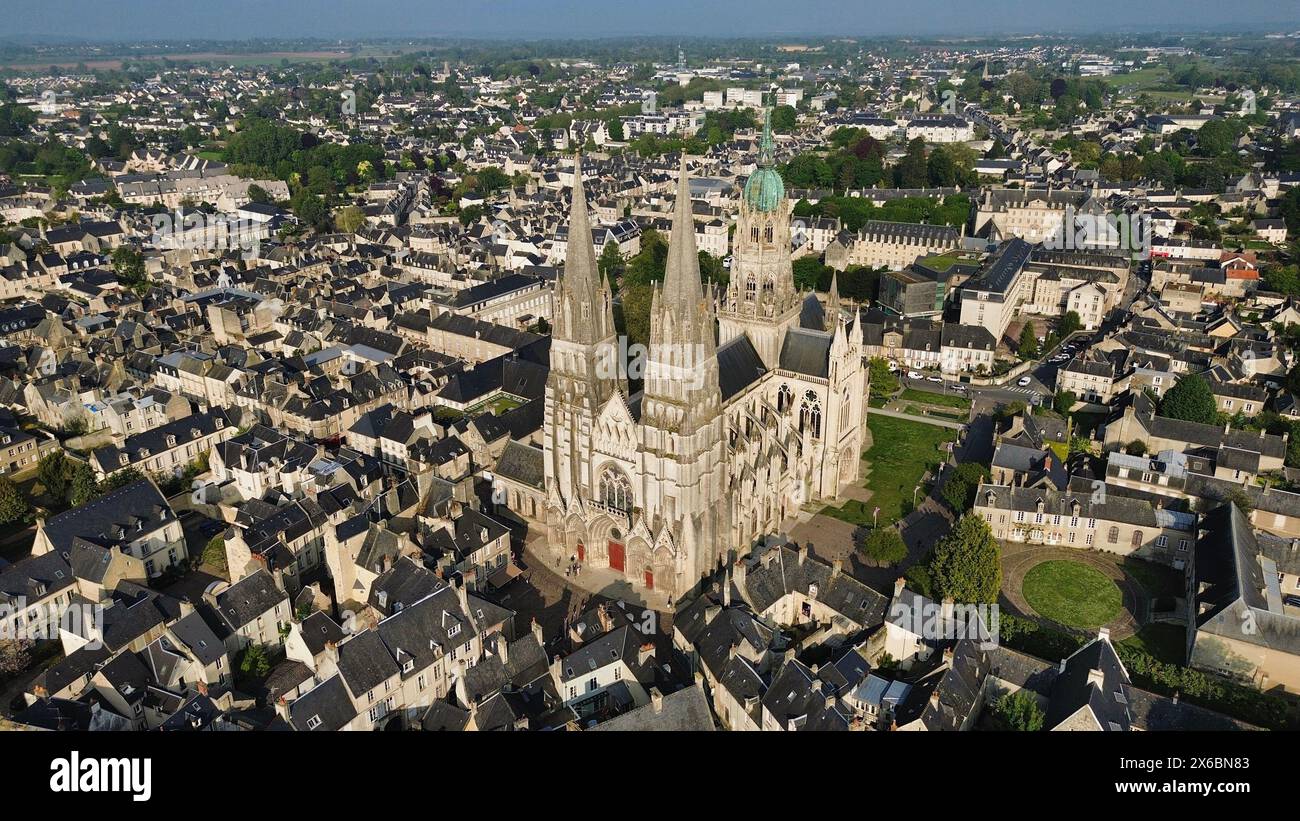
[542,112,869,603]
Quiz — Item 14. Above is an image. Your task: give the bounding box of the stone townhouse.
[90,408,238,481]
[33,479,186,580]
[973,483,1199,567]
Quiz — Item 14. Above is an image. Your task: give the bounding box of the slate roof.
[288,675,357,731]
[1045,634,1132,731]
[778,328,832,379]
[40,479,175,554]
[717,334,767,401]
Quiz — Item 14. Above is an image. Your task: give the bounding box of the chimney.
[942,646,954,666]
[929,690,940,709]
[637,642,655,667]
[810,679,823,694]
[530,617,544,647]
[733,558,747,590]
[825,694,836,711]
[1087,668,1106,690]
[455,579,469,617]
[893,576,906,599]
[1098,626,1111,643]
[797,543,809,565]
[1172,690,1180,705]
[1059,657,1068,674]
[723,567,733,607]
[496,634,509,666]
[831,559,842,578]
[728,643,737,661]
[650,688,663,714]
[941,597,955,626]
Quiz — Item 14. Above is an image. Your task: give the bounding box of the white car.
[927,375,942,383]
[1017,376,1033,387]
[907,371,923,380]
[952,384,967,392]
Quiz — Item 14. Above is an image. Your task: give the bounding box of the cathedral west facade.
[542,114,869,603]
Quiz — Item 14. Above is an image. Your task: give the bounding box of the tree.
[246,183,271,204]
[1059,310,1082,338]
[68,461,97,507]
[98,467,146,494]
[0,476,27,525]
[868,357,899,396]
[36,451,68,505]
[1054,390,1077,416]
[990,689,1045,731]
[1017,324,1040,360]
[110,245,148,295]
[238,644,271,679]
[862,527,908,566]
[0,639,33,677]
[940,462,989,514]
[598,241,622,284]
[1160,374,1218,425]
[931,514,1002,604]
[1220,487,1254,516]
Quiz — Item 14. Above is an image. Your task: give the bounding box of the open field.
[823,415,956,526]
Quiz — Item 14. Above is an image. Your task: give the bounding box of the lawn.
[1119,623,1187,665]
[1022,560,1122,630]
[1121,557,1185,601]
[900,388,971,410]
[822,415,956,526]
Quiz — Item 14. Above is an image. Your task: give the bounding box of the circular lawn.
[1021,560,1122,629]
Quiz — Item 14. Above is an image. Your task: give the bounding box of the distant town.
[0,29,1298,735]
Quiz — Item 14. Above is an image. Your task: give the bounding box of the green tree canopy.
[861,527,908,566]
[1160,374,1218,425]
[0,476,29,525]
[931,514,1002,604]
[989,689,1045,731]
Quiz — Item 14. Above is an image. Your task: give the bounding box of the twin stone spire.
[556,153,718,409]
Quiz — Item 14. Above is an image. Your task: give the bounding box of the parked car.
[927,375,942,383]
[1286,595,1300,609]
[1017,376,1033,387]
[907,371,923,379]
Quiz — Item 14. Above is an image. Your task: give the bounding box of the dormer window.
[119,453,130,466]
[165,435,177,448]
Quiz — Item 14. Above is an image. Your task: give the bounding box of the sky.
[3,0,1298,41]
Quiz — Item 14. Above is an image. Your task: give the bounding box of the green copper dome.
[743,167,785,213]
[743,107,785,213]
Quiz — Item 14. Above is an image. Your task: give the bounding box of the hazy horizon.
[4,0,1299,42]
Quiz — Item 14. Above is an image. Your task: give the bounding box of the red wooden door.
[644,570,654,590]
[576,543,585,562]
[608,541,625,573]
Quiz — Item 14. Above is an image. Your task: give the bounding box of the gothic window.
[764,224,774,243]
[745,279,757,300]
[762,277,774,293]
[599,467,634,513]
[777,384,792,414]
[751,226,759,242]
[800,390,822,439]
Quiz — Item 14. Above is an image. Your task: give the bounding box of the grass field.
[822,415,956,526]
[1022,560,1123,629]
[1121,557,1185,601]
[1119,623,1187,665]
[900,388,970,410]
